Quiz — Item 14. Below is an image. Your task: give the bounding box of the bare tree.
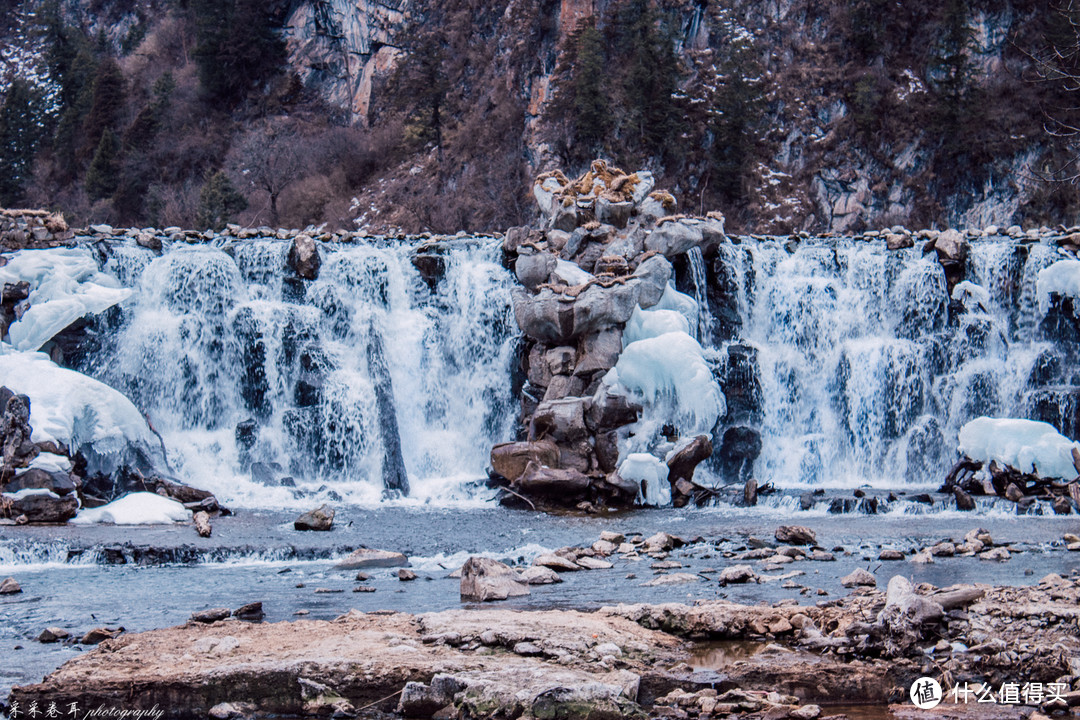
[232,119,306,226]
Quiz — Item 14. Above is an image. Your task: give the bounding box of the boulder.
[718,565,758,585]
[594,255,630,276]
[840,568,876,588]
[533,553,581,571]
[0,576,21,594]
[512,462,591,497]
[588,389,641,430]
[645,220,704,258]
[336,548,409,569]
[233,602,264,622]
[886,233,913,250]
[3,490,77,523]
[519,566,563,585]
[775,526,816,545]
[595,198,632,228]
[490,440,560,484]
[287,235,321,280]
[543,375,585,402]
[37,627,68,643]
[530,398,590,442]
[667,435,713,486]
[544,346,577,375]
[717,426,762,485]
[190,608,231,624]
[398,675,465,718]
[294,505,334,531]
[575,327,622,376]
[459,556,530,602]
[80,627,122,645]
[515,251,557,291]
[3,468,76,496]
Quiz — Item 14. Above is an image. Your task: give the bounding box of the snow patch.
[71,492,191,525]
[958,417,1080,480]
[1037,260,1080,316]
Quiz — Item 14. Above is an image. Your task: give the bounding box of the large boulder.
[667,435,713,486]
[459,556,530,602]
[294,505,334,531]
[3,489,78,523]
[515,251,556,291]
[645,220,704,258]
[588,389,641,430]
[490,440,560,483]
[575,327,622,376]
[512,461,591,497]
[287,235,321,280]
[531,398,590,442]
[3,468,76,496]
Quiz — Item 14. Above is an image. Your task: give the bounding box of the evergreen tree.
[190,0,286,104]
[930,0,975,159]
[196,170,247,230]
[397,30,449,150]
[571,25,610,152]
[0,80,46,205]
[81,57,125,158]
[85,128,120,200]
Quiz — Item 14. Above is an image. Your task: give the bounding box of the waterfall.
[80,236,519,507]
[685,246,714,345]
[708,235,1066,489]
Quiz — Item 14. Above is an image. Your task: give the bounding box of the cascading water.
[80,237,519,507]
[709,235,1070,489]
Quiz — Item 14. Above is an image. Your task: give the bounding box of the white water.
[80,237,519,508]
[724,236,1065,489]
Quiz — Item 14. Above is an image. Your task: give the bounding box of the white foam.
[71,491,192,525]
[958,416,1080,479]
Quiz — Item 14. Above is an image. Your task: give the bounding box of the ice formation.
[71,491,191,525]
[958,417,1080,479]
[1037,259,1080,316]
[618,453,670,506]
[622,306,690,347]
[0,248,131,351]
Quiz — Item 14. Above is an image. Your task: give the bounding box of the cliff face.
[1,0,1077,233]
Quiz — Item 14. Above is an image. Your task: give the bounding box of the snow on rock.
[0,351,162,474]
[1037,260,1080,316]
[24,452,72,474]
[71,492,191,525]
[951,281,990,311]
[552,259,592,286]
[618,453,670,506]
[0,248,131,351]
[622,306,690,347]
[958,417,1080,480]
[605,332,724,433]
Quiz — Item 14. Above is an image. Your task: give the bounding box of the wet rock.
[294,504,334,531]
[929,542,955,557]
[978,547,1010,561]
[576,556,613,570]
[233,602,264,622]
[840,569,876,588]
[533,553,581,571]
[954,486,975,511]
[519,566,562,585]
[530,397,590,442]
[644,532,685,552]
[193,511,212,538]
[37,627,68,643]
[512,462,590,498]
[667,435,713,487]
[81,627,123,645]
[208,702,257,720]
[717,426,762,485]
[1052,495,1073,515]
[398,569,418,581]
[489,440,560,484]
[287,235,321,280]
[0,576,21,594]
[718,565,758,585]
[3,490,78,523]
[643,573,701,586]
[878,549,905,561]
[4,468,75,496]
[460,556,530,602]
[190,608,231,624]
[336,548,409,569]
[775,526,816,545]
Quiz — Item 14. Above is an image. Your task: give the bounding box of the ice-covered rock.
[0,352,165,482]
[617,453,670,506]
[622,306,689,347]
[70,492,191,525]
[3,487,79,523]
[0,248,131,352]
[1037,259,1080,316]
[958,417,1080,479]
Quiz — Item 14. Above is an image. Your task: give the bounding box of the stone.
[81,627,122,645]
[459,556,530,602]
[791,704,821,719]
[512,462,590,498]
[208,702,256,720]
[595,198,632,228]
[3,490,78,523]
[515,251,556,291]
[519,566,562,585]
[775,526,816,545]
[600,531,624,544]
[643,573,701,586]
[840,568,876,588]
[194,511,212,538]
[645,220,703,258]
[398,675,464,718]
[718,565,758,585]
[644,532,685,551]
[593,255,630,276]
[886,233,913,250]
[490,440,560,484]
[1052,495,1073,515]
[878,549,904,561]
[233,603,264,622]
[929,542,955,557]
[335,548,409,569]
[544,346,577,375]
[190,608,231,624]
[287,235,321,280]
[531,397,590,442]
[576,327,622,375]
[954,486,975,511]
[533,553,581,571]
[667,435,713,486]
[37,627,69,643]
[588,389,641,430]
[0,576,21,594]
[1004,483,1024,502]
[978,547,1010,561]
[576,556,613,570]
[4,469,76,496]
[294,505,334,531]
[398,569,418,581]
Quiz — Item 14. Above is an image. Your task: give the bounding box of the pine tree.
[85,128,120,200]
[930,0,975,158]
[81,57,125,158]
[571,25,610,152]
[0,80,46,205]
[196,170,247,231]
[190,0,286,104]
[397,30,449,151]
